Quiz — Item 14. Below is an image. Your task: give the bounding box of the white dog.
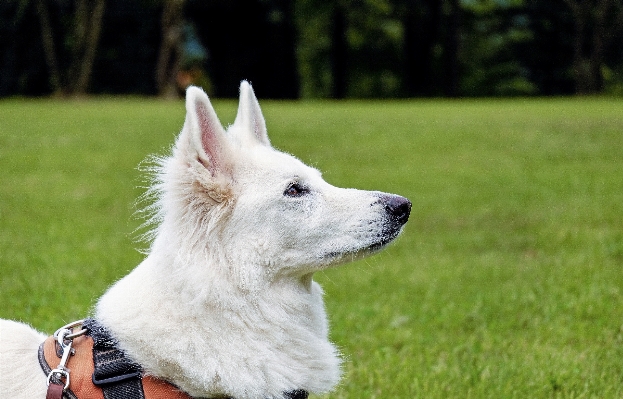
[0,82,410,399]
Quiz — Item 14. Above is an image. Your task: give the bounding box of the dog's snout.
[380,194,411,225]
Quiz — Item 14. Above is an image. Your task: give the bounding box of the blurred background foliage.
[1,0,622,98]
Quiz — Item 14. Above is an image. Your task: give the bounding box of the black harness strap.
[83,319,145,399]
[283,390,308,399]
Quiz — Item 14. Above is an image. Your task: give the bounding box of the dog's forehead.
[237,145,322,182]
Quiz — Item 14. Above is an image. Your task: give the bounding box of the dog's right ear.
[231,81,271,147]
[182,86,231,176]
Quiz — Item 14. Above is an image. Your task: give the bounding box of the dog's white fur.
[0,82,409,399]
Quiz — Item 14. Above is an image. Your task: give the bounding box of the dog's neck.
[94,245,341,399]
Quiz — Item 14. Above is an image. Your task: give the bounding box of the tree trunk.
[443,0,460,97]
[331,5,347,99]
[156,0,186,98]
[35,0,62,95]
[563,0,623,94]
[71,0,106,95]
[402,0,441,97]
[35,0,106,96]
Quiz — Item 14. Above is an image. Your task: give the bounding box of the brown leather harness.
[39,332,192,399]
[39,319,308,399]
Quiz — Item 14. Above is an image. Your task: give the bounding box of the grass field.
[1,96,622,398]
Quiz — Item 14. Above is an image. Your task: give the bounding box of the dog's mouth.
[365,230,401,252]
[321,225,404,263]
[319,195,411,265]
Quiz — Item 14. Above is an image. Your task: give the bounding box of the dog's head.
[152,82,410,286]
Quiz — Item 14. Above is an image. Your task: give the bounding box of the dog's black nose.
[381,194,411,225]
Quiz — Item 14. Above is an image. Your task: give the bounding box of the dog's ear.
[183,86,231,176]
[231,80,271,147]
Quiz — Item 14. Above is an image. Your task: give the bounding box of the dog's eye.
[284,183,308,197]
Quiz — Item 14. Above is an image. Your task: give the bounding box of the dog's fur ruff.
[0,82,410,399]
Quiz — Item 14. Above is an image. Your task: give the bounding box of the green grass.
[1,97,622,398]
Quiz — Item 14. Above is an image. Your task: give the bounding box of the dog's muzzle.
[379,194,411,227]
[367,193,411,251]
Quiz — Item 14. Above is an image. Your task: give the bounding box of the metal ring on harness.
[47,367,70,390]
[54,319,87,340]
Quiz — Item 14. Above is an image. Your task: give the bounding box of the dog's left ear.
[183,86,232,176]
[231,80,271,147]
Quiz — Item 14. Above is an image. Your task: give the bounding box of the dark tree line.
[1,0,622,98]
